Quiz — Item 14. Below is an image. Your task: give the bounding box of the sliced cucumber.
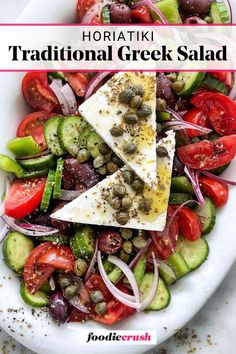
[58,116,86,156]
[203,74,228,95]
[3,232,34,272]
[20,282,48,307]
[36,234,69,244]
[140,275,170,311]
[44,117,65,156]
[40,281,52,294]
[18,154,56,171]
[195,197,216,235]
[169,193,194,206]
[156,111,171,123]
[133,255,146,286]
[86,131,104,159]
[7,136,40,157]
[175,236,209,271]
[166,252,190,279]
[23,169,48,179]
[78,125,93,148]
[53,159,64,199]
[40,169,55,212]
[0,154,25,178]
[171,176,194,194]
[101,6,110,23]
[70,225,95,260]
[108,266,122,283]
[152,0,182,24]
[177,72,206,97]
[159,262,177,285]
[210,2,230,24]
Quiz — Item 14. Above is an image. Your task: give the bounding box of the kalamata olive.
[26,210,52,226]
[172,155,185,177]
[63,159,99,189]
[48,292,69,323]
[97,231,122,254]
[110,3,132,23]
[156,73,176,106]
[179,0,212,15]
[51,203,73,235]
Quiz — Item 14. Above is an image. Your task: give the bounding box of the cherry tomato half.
[199,176,229,207]
[17,111,56,151]
[183,108,210,138]
[22,72,60,112]
[174,206,202,241]
[191,91,236,135]
[23,242,55,294]
[64,73,89,97]
[37,244,75,273]
[4,177,46,219]
[177,135,236,170]
[85,274,112,302]
[131,6,153,23]
[77,0,99,22]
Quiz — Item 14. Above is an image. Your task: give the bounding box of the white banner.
[1,25,236,71]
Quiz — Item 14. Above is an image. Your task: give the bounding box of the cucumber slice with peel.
[165,252,190,279]
[44,117,65,156]
[53,159,64,199]
[140,275,170,311]
[40,169,55,212]
[151,0,182,24]
[58,116,86,156]
[18,154,56,171]
[177,72,206,97]
[171,176,194,194]
[210,2,230,24]
[195,197,216,235]
[159,262,177,285]
[20,282,48,307]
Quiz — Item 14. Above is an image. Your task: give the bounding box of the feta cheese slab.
[51,131,175,231]
[79,72,157,188]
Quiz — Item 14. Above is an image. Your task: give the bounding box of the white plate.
[0,1,236,353]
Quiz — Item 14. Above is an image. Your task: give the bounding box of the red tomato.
[211,72,232,88]
[22,73,60,112]
[17,111,56,151]
[199,176,229,207]
[37,245,75,272]
[94,286,135,325]
[174,206,202,241]
[85,274,112,302]
[177,135,236,170]
[191,92,236,135]
[64,73,89,97]
[23,242,55,294]
[4,177,46,219]
[77,0,99,22]
[131,6,153,23]
[147,207,179,260]
[183,108,210,138]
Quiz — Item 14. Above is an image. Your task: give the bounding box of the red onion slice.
[229,72,236,99]
[184,166,205,205]
[185,16,207,24]
[85,239,98,282]
[0,224,10,242]
[49,275,56,291]
[140,253,159,311]
[61,83,78,114]
[1,215,59,236]
[60,189,86,201]
[132,0,169,23]
[200,170,236,186]
[84,72,111,101]
[81,0,112,24]
[17,223,59,233]
[68,295,91,314]
[108,255,141,305]
[50,80,70,116]
[163,120,212,134]
[222,0,232,23]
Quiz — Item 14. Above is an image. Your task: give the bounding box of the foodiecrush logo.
[82,330,157,345]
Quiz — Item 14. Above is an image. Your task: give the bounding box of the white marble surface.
[0,1,236,353]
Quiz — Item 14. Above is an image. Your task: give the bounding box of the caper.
[130,95,143,109]
[113,184,127,198]
[122,170,135,184]
[204,16,212,23]
[137,104,152,119]
[64,284,80,299]
[132,236,147,250]
[119,89,135,104]
[122,240,133,254]
[77,148,90,163]
[121,228,133,240]
[166,73,177,82]
[123,112,138,125]
[131,178,144,193]
[74,258,88,277]
[156,146,169,158]
[132,85,145,97]
[90,290,104,304]
[95,302,107,315]
[121,197,133,210]
[115,211,130,225]
[107,161,119,174]
[99,143,111,155]
[110,126,124,137]
[70,145,79,156]
[119,249,130,263]
[156,123,162,134]
[172,80,185,93]
[58,274,72,288]
[123,143,137,155]
[138,198,152,213]
[107,196,121,210]
[98,166,107,175]
[93,155,105,169]
[112,155,124,167]
[156,98,167,112]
